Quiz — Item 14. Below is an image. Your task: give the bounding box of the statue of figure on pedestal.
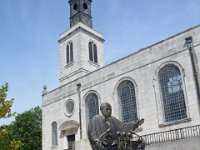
[88,102,144,150]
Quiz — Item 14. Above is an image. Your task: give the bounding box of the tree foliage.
[0,83,22,150]
[0,83,42,150]
[0,82,15,118]
[8,106,42,150]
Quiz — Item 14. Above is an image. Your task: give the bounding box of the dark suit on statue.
[88,114,138,150]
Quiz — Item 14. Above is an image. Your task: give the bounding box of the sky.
[0,0,200,125]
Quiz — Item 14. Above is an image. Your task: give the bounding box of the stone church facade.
[42,0,200,150]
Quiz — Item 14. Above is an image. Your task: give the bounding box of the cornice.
[58,26,105,44]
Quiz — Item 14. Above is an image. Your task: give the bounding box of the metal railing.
[133,125,200,145]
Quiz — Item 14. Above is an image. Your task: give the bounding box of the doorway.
[67,134,75,150]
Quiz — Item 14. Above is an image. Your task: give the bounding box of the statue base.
[75,139,92,150]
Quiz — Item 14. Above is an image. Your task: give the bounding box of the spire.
[69,0,93,28]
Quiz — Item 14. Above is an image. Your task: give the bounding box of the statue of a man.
[88,102,144,150]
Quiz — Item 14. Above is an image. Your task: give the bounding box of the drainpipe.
[185,36,200,107]
[77,83,82,139]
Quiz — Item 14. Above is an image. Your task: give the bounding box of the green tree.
[9,106,42,150]
[0,82,15,119]
[0,83,22,150]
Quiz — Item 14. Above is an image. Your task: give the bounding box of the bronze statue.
[88,102,144,150]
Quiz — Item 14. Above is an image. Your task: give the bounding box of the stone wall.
[146,138,200,150]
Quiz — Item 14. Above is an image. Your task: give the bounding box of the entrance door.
[67,134,75,150]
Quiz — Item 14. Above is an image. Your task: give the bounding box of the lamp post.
[77,83,82,139]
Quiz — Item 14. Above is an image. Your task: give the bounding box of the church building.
[42,0,200,150]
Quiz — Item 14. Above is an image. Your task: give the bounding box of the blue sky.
[0,0,200,125]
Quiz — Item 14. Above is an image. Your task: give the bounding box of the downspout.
[77,83,82,139]
[185,36,200,107]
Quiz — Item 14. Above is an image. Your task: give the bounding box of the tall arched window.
[85,93,99,121]
[117,80,138,123]
[159,64,187,122]
[66,42,73,64]
[52,122,58,147]
[88,41,98,63]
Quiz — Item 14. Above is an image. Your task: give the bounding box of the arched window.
[88,41,98,63]
[66,42,73,64]
[85,93,99,121]
[52,122,58,147]
[117,80,138,123]
[159,64,187,122]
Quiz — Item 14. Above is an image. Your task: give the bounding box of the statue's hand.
[94,138,101,144]
[137,118,144,127]
[111,139,118,146]
[94,139,104,149]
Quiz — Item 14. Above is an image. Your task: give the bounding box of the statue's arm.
[124,118,144,131]
[112,117,144,132]
[88,119,99,142]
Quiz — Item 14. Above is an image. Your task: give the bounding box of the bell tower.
[58,0,105,85]
[69,0,92,27]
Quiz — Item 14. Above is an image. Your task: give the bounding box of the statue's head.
[100,102,112,119]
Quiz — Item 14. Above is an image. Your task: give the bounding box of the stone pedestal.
[75,139,92,150]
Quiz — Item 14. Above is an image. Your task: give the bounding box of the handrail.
[133,125,200,145]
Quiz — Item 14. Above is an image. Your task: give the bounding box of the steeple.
[58,0,105,85]
[69,0,93,28]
